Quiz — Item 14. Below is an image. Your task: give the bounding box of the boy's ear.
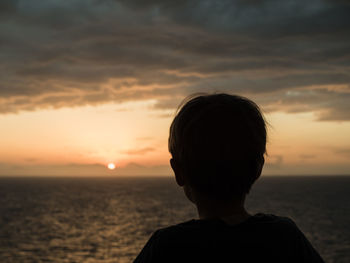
[170,158,185,186]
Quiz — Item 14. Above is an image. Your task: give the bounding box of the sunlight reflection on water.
[0,176,349,262]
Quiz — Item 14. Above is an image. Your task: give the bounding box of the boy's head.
[169,93,266,202]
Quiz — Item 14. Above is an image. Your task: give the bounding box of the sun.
[107,163,116,170]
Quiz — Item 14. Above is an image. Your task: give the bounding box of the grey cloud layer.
[1,0,349,119]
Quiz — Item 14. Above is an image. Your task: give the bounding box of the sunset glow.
[0,0,349,177]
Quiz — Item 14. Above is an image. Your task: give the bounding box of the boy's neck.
[195,196,251,226]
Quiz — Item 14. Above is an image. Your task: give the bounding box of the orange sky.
[1,0,349,176]
[1,99,350,176]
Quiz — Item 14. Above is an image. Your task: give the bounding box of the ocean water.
[0,176,349,263]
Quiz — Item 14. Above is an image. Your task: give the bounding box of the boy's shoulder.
[154,213,300,246]
[135,213,325,263]
[158,213,297,233]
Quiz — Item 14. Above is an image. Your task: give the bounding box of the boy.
[134,93,324,262]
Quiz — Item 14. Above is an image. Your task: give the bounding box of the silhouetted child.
[134,93,324,262]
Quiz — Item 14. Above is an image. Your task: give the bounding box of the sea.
[0,176,349,263]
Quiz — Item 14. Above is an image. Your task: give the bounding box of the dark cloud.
[0,0,349,120]
[259,87,350,121]
[0,0,18,17]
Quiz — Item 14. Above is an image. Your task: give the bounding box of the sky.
[0,0,350,176]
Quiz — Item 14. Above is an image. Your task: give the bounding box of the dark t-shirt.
[134,213,324,263]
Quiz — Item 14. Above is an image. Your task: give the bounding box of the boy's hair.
[169,93,267,201]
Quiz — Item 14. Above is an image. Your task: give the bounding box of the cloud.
[118,162,172,176]
[0,162,172,176]
[299,154,316,159]
[0,0,18,17]
[260,86,350,121]
[122,147,155,155]
[264,154,283,169]
[0,0,350,120]
[1,160,349,176]
[333,147,350,157]
[136,136,154,141]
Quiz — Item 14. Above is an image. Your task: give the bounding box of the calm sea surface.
[0,176,349,263]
